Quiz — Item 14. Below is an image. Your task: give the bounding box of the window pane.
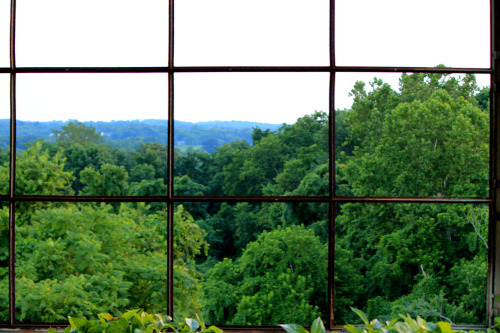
[0,74,8,196]
[335,0,490,68]
[335,72,490,198]
[175,0,329,66]
[15,202,167,322]
[16,74,168,196]
[0,202,7,322]
[174,73,329,196]
[0,0,9,68]
[16,0,169,67]
[335,203,488,326]
[178,202,328,325]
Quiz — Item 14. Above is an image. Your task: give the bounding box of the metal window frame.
[0,0,497,330]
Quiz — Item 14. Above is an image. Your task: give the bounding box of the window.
[0,0,496,329]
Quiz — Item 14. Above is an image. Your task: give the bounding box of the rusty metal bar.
[329,0,336,322]
[1,194,491,204]
[8,201,15,325]
[167,0,175,318]
[0,66,491,74]
[328,200,336,328]
[165,66,493,74]
[491,0,500,324]
[167,72,174,317]
[328,0,336,323]
[328,76,336,326]
[8,0,16,322]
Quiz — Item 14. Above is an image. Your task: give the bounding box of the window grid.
[0,0,496,329]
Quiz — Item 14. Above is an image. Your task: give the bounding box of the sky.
[0,0,491,123]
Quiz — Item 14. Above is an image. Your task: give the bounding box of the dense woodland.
[0,72,490,325]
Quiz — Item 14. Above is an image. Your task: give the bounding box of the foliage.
[281,317,326,333]
[1,186,206,321]
[344,308,467,333]
[53,122,104,148]
[0,140,75,195]
[48,310,222,333]
[335,72,488,324]
[203,225,329,325]
[0,71,491,326]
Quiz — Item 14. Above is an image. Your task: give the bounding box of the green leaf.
[88,326,104,333]
[343,324,364,333]
[437,322,454,333]
[280,324,309,333]
[105,325,127,333]
[351,307,370,325]
[154,314,168,326]
[98,313,113,321]
[195,314,206,330]
[122,310,140,321]
[200,326,223,333]
[387,318,399,327]
[185,318,199,333]
[426,322,439,333]
[114,318,131,330]
[310,317,325,333]
[69,317,89,332]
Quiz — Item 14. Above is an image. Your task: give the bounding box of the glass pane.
[0,202,7,322]
[15,201,167,322]
[16,0,169,67]
[0,0,9,68]
[335,72,490,198]
[175,0,329,66]
[0,75,8,196]
[174,73,329,196]
[16,74,168,196]
[335,0,490,68]
[335,203,488,326]
[178,202,328,325]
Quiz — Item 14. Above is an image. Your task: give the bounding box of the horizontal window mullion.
[0,66,491,74]
[3,195,492,204]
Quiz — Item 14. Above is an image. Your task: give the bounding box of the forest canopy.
[0,72,490,326]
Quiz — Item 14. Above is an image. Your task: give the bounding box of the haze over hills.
[0,119,283,152]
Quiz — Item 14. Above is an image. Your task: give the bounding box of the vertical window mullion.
[167,0,175,319]
[328,0,336,328]
[8,0,16,324]
[167,71,175,318]
[328,72,336,328]
[490,0,500,325]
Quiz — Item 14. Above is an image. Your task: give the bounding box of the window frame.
[0,0,497,329]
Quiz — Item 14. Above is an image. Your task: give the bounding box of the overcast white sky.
[0,0,490,123]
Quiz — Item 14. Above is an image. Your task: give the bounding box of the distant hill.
[0,119,283,153]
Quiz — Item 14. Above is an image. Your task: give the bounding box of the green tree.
[337,72,488,324]
[57,143,117,194]
[80,163,129,196]
[2,141,74,195]
[205,140,249,196]
[53,121,103,148]
[251,127,273,144]
[133,142,168,181]
[8,202,206,322]
[203,225,328,325]
[174,175,207,219]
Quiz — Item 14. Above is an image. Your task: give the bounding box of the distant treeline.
[0,119,282,153]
